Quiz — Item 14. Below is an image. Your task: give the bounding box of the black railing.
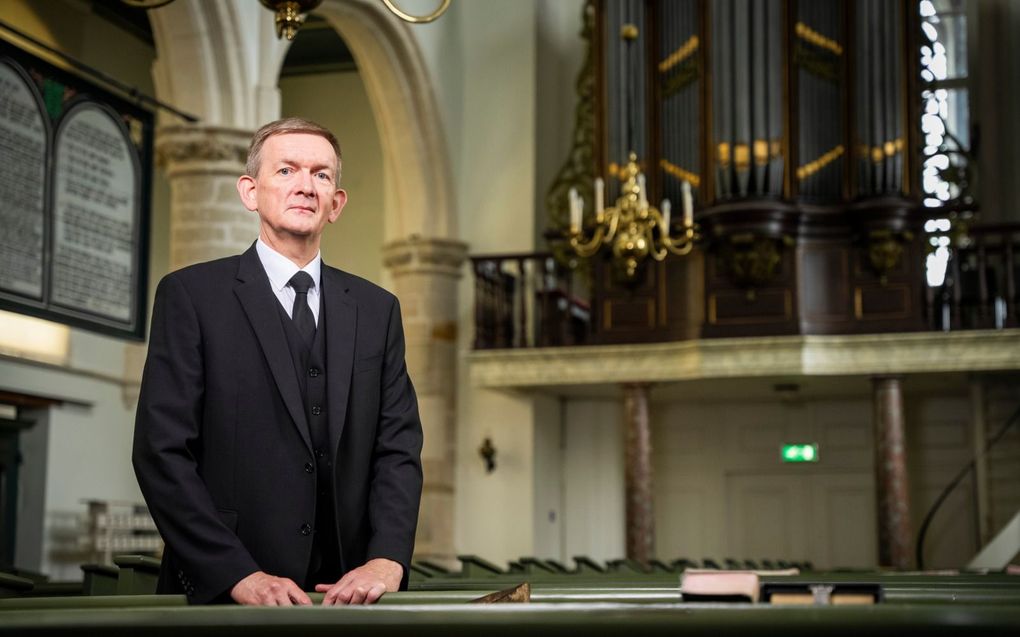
[472,224,1020,349]
[929,224,1020,331]
[471,253,590,350]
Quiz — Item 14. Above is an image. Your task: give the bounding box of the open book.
[680,568,800,603]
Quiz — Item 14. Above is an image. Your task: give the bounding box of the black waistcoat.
[277,295,342,587]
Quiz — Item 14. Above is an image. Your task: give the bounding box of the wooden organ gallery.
[549,0,928,345]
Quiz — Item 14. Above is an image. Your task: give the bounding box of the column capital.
[155,125,252,179]
[382,236,469,279]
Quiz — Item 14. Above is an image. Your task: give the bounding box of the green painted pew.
[3,577,1019,609]
[0,602,1018,636]
[112,555,160,596]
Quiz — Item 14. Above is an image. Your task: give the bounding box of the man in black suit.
[133,118,423,606]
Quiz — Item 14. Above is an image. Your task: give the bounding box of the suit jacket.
[132,244,423,604]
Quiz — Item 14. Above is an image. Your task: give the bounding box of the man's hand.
[230,571,312,606]
[314,558,403,605]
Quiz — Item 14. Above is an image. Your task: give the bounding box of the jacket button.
[308,367,320,377]
[311,405,322,416]
[304,462,314,473]
[300,523,312,536]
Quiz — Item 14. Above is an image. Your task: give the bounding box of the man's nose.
[296,170,316,196]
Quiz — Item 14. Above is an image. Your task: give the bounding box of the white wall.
[1,359,142,579]
[534,0,587,247]
[648,387,975,569]
[653,395,877,568]
[532,395,564,560]
[280,70,385,284]
[562,399,626,562]
[454,388,537,564]
[517,383,981,571]
[908,394,980,568]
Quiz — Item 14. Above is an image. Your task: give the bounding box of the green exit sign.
[782,443,819,463]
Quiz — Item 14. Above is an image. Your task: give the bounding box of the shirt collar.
[256,238,321,293]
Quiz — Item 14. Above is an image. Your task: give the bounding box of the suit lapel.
[322,265,356,458]
[234,246,313,454]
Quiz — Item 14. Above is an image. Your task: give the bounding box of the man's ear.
[328,188,348,224]
[237,175,259,212]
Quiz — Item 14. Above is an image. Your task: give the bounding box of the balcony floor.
[469,329,1020,397]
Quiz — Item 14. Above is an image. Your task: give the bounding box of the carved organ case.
[592,0,926,339]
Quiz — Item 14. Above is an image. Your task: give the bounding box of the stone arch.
[148,0,288,129]
[148,0,456,245]
[315,0,456,243]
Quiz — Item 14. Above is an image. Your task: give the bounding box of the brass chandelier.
[122,0,451,40]
[569,152,698,279]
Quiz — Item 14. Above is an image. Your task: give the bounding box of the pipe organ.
[585,0,925,340]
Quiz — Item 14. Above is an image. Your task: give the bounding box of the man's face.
[238,132,346,244]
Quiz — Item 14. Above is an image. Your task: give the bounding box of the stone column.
[622,382,654,563]
[155,126,257,270]
[382,236,468,563]
[872,375,912,569]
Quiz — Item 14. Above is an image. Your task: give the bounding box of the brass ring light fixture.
[380,0,451,24]
[121,0,452,39]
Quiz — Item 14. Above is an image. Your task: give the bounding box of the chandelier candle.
[682,180,693,228]
[567,152,699,279]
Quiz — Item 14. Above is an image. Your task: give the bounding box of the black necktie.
[289,271,316,348]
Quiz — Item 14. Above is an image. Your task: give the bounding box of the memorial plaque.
[0,60,48,300]
[52,104,139,323]
[0,39,152,340]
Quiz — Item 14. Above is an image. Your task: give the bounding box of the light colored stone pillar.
[623,382,655,563]
[155,126,257,270]
[382,236,468,563]
[872,375,912,569]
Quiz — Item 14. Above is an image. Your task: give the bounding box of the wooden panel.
[799,245,850,321]
[854,283,911,319]
[822,422,870,450]
[853,245,910,278]
[591,257,660,344]
[726,475,801,561]
[602,298,655,330]
[708,289,792,324]
[563,401,625,562]
[701,240,799,337]
[726,471,876,569]
[664,251,706,341]
[811,478,877,569]
[591,255,702,344]
[655,487,706,560]
[738,422,787,452]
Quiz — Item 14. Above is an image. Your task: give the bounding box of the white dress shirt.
[255,238,321,326]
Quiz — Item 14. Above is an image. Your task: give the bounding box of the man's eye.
[317,172,330,180]
[279,167,292,175]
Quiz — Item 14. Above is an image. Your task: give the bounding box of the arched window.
[919,0,971,286]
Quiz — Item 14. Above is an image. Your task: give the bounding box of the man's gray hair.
[245,117,342,182]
